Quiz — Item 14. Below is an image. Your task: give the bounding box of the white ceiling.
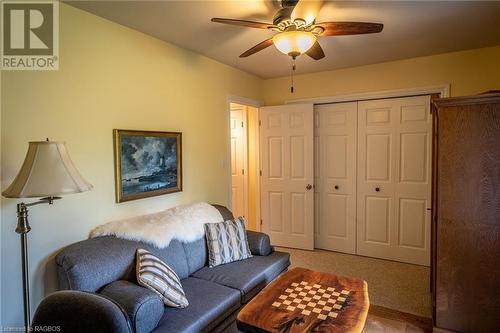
[67,1,500,79]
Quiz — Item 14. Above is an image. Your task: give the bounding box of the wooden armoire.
[431,92,500,333]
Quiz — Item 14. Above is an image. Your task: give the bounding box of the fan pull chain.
[290,56,296,93]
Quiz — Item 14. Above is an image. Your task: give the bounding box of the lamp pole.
[16,203,31,332]
[2,140,93,331]
[15,197,60,332]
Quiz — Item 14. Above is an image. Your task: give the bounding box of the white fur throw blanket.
[89,202,223,248]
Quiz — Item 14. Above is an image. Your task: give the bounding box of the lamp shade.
[272,31,317,56]
[2,141,93,198]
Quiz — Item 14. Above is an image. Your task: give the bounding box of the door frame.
[285,84,450,105]
[226,95,262,230]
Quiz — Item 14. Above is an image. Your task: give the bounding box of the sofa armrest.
[32,290,132,333]
[100,280,164,333]
[246,230,272,256]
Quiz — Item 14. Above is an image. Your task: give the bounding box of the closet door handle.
[306,184,313,191]
[375,187,380,192]
[334,185,339,190]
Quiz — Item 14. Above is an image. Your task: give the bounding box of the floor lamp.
[2,140,93,331]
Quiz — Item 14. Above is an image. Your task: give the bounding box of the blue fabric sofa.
[32,205,290,333]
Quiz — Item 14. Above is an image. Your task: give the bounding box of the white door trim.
[252,107,261,231]
[285,84,450,105]
[226,95,262,229]
[227,95,262,108]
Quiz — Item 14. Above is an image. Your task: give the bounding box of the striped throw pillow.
[136,248,189,308]
[204,217,253,268]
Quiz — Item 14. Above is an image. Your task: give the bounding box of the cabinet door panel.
[435,99,500,332]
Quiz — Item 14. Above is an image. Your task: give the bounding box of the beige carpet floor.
[276,247,432,318]
[364,306,432,333]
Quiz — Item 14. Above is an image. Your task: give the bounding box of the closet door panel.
[357,99,397,260]
[315,102,357,254]
[357,95,431,265]
[366,134,392,181]
[395,96,432,265]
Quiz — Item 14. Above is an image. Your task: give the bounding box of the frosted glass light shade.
[272,31,316,56]
[2,141,93,198]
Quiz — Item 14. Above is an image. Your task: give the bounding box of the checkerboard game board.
[271,281,350,321]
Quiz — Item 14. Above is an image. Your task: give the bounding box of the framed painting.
[113,129,182,203]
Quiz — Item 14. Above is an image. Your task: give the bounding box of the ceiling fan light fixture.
[272,31,316,57]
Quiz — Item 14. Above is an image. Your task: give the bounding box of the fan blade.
[240,39,274,58]
[291,0,324,25]
[306,41,325,60]
[211,18,274,29]
[317,22,383,36]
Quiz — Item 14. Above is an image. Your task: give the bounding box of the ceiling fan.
[211,0,383,60]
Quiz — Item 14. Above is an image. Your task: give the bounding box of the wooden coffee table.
[237,267,369,333]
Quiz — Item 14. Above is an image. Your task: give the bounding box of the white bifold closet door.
[314,102,357,254]
[260,104,315,250]
[356,95,432,266]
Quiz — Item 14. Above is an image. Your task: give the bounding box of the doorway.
[229,102,260,231]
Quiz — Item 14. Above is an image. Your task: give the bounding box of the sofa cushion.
[182,238,207,275]
[182,230,271,275]
[56,236,190,292]
[136,249,188,308]
[152,277,241,333]
[192,251,290,303]
[204,218,252,267]
[100,280,163,333]
[246,231,272,256]
[32,290,132,333]
[211,204,234,221]
[181,205,235,275]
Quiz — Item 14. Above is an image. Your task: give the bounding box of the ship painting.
[114,130,182,203]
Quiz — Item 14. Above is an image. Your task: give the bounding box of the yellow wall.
[0,4,261,327]
[263,46,500,105]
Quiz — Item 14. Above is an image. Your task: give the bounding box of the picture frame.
[113,129,182,203]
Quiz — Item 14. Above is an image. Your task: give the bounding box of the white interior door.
[230,106,247,219]
[356,95,431,265]
[260,104,314,250]
[314,102,357,254]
